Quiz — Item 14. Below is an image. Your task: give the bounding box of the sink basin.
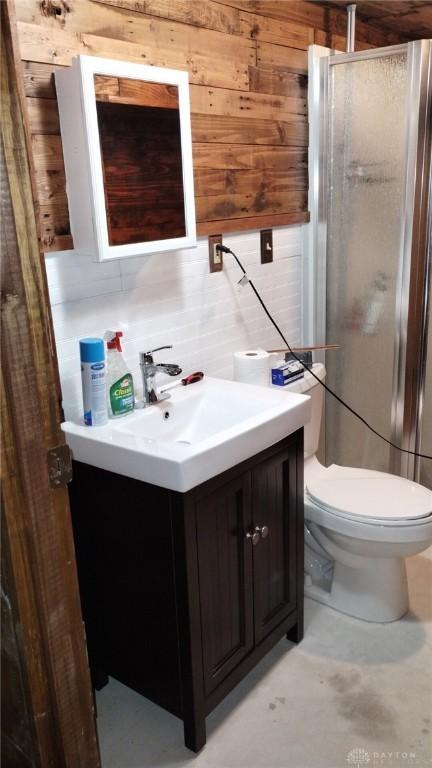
[62,376,310,492]
[115,381,291,445]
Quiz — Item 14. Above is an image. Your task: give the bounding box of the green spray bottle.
[104,331,135,417]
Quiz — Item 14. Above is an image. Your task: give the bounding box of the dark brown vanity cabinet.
[69,430,304,752]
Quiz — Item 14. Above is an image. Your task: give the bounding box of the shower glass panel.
[325,52,409,471]
[419,271,432,490]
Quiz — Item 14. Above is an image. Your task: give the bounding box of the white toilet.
[285,363,432,622]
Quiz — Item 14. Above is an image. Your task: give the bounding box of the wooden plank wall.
[14,0,406,252]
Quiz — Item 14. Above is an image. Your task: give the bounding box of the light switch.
[260,229,273,263]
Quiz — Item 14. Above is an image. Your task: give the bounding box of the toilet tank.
[282,363,326,458]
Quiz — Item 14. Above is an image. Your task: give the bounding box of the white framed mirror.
[55,56,196,261]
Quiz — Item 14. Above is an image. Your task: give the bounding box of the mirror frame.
[62,55,196,261]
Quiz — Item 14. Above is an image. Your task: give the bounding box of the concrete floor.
[96,549,432,768]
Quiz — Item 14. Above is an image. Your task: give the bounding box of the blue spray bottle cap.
[79,338,105,363]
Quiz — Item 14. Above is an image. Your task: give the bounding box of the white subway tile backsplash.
[48,276,123,306]
[46,226,305,420]
[45,250,121,283]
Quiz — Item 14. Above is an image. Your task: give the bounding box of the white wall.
[47,226,305,421]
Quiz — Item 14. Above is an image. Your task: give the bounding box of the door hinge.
[47,444,73,488]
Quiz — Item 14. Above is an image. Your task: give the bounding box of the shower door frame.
[308,40,432,480]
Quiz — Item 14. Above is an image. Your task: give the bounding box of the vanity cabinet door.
[251,445,298,646]
[196,475,254,697]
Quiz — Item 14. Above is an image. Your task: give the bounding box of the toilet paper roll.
[233,349,270,388]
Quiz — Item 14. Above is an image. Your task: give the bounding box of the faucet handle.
[140,345,173,365]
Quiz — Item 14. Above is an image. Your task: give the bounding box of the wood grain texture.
[328,33,375,51]
[35,169,67,205]
[94,74,180,108]
[96,99,186,245]
[41,232,74,251]
[31,134,64,173]
[328,6,405,45]
[338,1,432,38]
[213,0,328,29]
[15,0,408,249]
[249,66,307,98]
[216,0,408,43]
[239,9,314,49]
[23,60,64,98]
[1,2,100,765]
[321,3,414,43]
[192,113,308,146]
[28,112,308,149]
[39,202,70,235]
[193,144,307,171]
[195,189,307,222]
[194,168,307,197]
[91,0,243,35]
[196,210,309,236]
[27,96,59,133]
[257,42,308,74]
[190,84,306,119]
[313,27,375,50]
[18,23,251,91]
[16,1,254,89]
[1,503,38,768]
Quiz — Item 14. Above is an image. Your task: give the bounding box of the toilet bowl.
[283,364,432,622]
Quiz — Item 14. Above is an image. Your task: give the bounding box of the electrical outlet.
[260,229,273,263]
[208,234,223,273]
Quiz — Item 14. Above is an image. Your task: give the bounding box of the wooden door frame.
[1,2,101,766]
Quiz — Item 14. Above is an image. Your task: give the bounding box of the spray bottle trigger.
[106,330,123,352]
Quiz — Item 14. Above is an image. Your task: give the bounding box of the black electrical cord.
[216,243,432,462]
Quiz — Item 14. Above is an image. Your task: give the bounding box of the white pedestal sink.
[62,376,311,492]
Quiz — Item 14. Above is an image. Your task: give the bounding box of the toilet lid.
[306,467,432,522]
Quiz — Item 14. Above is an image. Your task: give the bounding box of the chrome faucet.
[137,346,182,408]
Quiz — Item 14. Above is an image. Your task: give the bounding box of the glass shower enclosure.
[308,40,432,487]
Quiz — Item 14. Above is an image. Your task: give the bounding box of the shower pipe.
[347,4,356,53]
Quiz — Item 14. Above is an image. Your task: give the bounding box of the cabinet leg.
[286,620,303,644]
[183,715,206,753]
[91,668,109,691]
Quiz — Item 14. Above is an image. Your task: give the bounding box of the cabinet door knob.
[246,530,260,546]
[255,525,269,539]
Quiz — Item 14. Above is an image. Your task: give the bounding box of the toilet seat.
[306,465,432,526]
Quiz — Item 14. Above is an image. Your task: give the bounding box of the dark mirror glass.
[94,74,186,246]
